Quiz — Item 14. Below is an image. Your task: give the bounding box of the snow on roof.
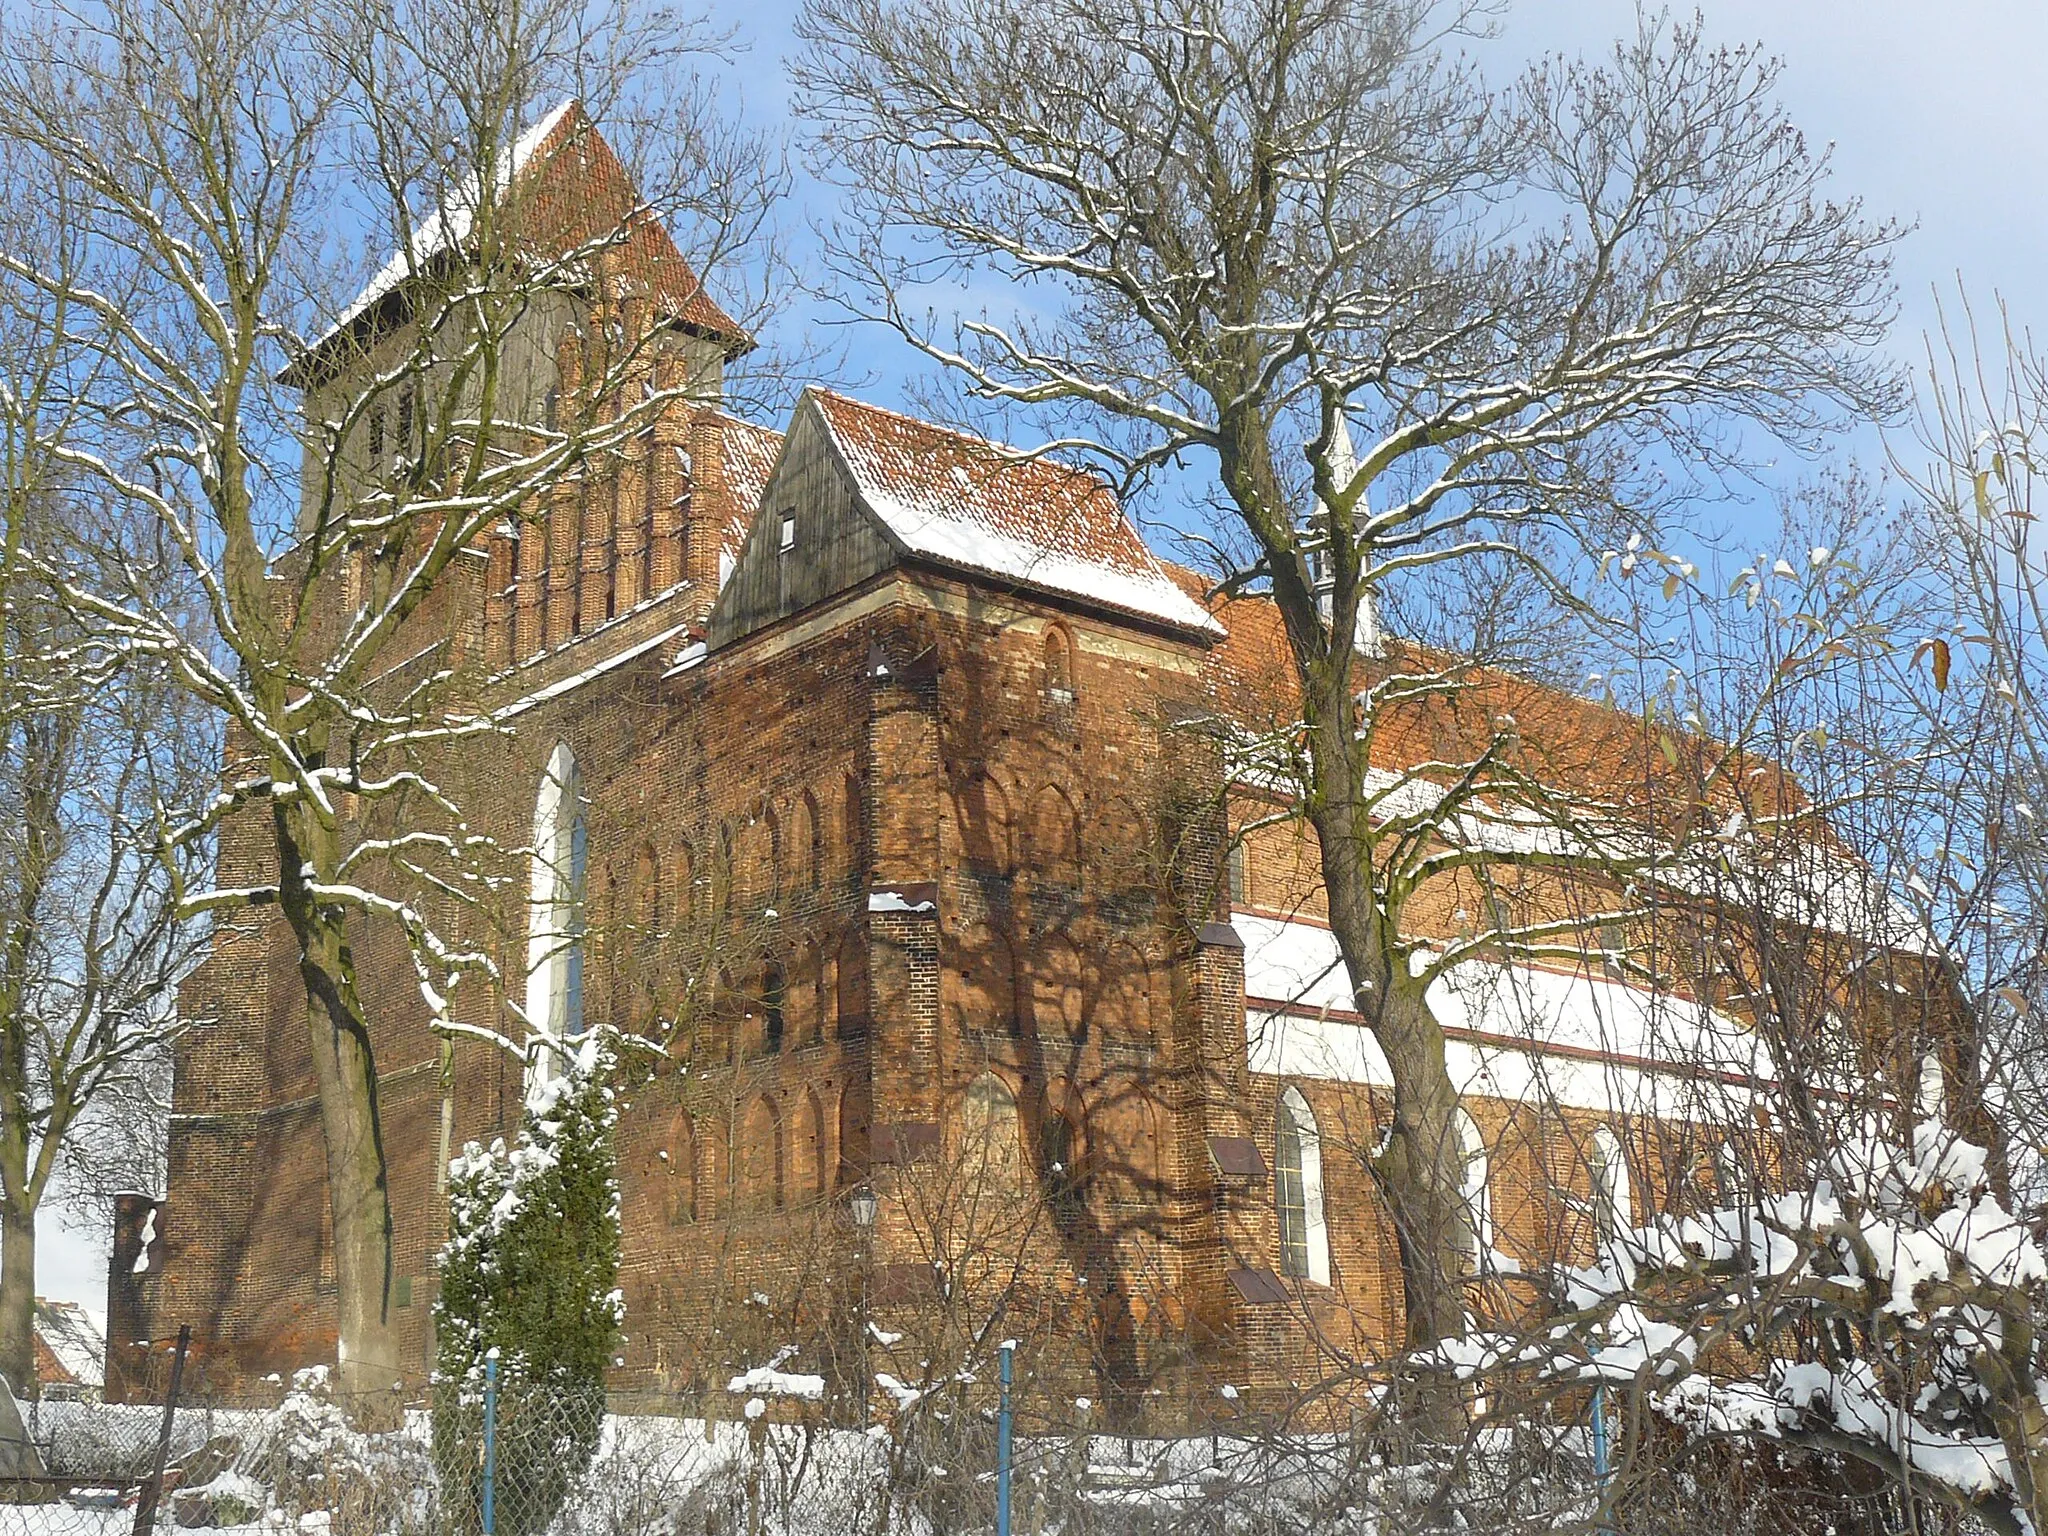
[310,101,576,361]
[1237,913,1767,1123]
[34,1299,104,1389]
[709,413,784,563]
[492,621,691,719]
[299,100,744,375]
[808,390,1223,637]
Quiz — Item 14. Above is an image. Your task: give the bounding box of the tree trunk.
[1307,773,1471,1354]
[275,798,402,1426]
[1299,640,1473,1370]
[1987,1315,2048,1536]
[0,1199,34,1401]
[1214,408,1476,1367]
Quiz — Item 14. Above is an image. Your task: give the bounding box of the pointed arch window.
[740,1097,785,1212]
[759,964,786,1055]
[1454,1109,1492,1270]
[666,1108,697,1225]
[1275,1086,1330,1284]
[1040,1102,1086,1229]
[527,743,588,1050]
[1589,1126,1632,1245]
[1042,624,1075,702]
[844,774,864,874]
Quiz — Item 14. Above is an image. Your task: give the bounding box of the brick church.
[106,104,1933,1420]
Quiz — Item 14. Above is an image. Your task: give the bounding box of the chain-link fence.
[0,1378,880,1536]
[0,1378,1960,1536]
[0,1382,1615,1536]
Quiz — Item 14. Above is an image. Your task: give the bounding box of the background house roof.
[33,1299,103,1391]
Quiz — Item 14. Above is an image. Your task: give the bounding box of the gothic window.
[802,791,824,888]
[716,822,736,905]
[1026,786,1081,887]
[635,842,662,933]
[1040,1100,1086,1231]
[1098,942,1157,1047]
[814,941,837,1043]
[1454,1109,1493,1270]
[1042,624,1075,702]
[800,1090,828,1200]
[640,430,659,596]
[367,405,386,468]
[844,774,864,875]
[759,964,786,1055]
[955,924,1017,1039]
[1589,1126,1632,1245]
[740,1097,784,1211]
[962,1072,1022,1184]
[1227,841,1248,906]
[1275,1086,1330,1284]
[955,771,1014,873]
[666,1108,697,1225]
[1029,934,1085,1040]
[838,1087,870,1186]
[526,743,588,1051]
[835,930,868,1040]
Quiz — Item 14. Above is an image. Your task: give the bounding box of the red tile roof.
[294,101,746,383]
[709,412,784,562]
[807,390,1221,636]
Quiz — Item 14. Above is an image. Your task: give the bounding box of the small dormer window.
[778,510,796,554]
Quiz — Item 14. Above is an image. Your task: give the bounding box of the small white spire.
[1311,413,1382,657]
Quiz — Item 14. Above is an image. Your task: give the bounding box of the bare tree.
[0,0,788,1410]
[0,466,210,1397]
[792,0,1899,1363]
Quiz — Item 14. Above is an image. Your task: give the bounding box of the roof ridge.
[707,407,784,435]
[806,387,1100,480]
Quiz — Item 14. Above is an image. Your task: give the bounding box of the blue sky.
[703,0,2048,561]
[720,0,2048,391]
[35,0,2048,1314]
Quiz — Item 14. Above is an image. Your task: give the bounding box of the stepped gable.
[291,99,748,384]
[808,390,1223,637]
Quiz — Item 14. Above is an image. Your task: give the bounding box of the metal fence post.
[482,1353,499,1536]
[132,1323,191,1536]
[995,1340,1014,1536]
[1591,1380,1611,1532]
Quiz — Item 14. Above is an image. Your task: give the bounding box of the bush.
[431,1035,623,1536]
